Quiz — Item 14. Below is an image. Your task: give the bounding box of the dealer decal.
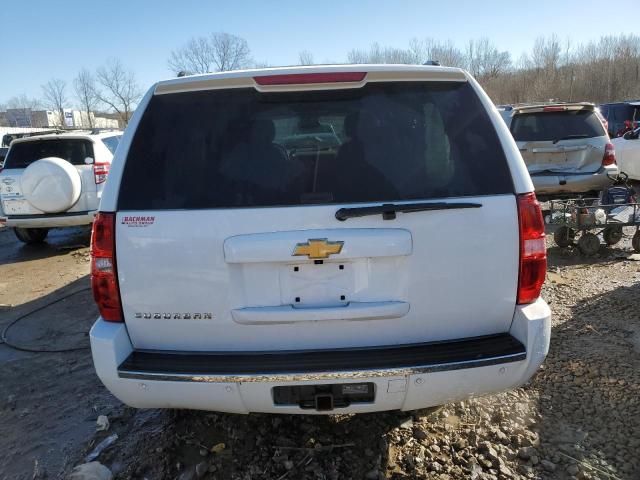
[121,216,155,227]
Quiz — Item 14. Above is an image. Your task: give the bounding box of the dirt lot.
[1,224,639,480]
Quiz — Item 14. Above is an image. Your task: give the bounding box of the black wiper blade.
[552,134,589,144]
[335,201,482,221]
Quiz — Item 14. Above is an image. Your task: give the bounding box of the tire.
[602,226,623,245]
[577,232,600,256]
[13,227,49,245]
[633,231,640,253]
[553,226,575,248]
[21,157,82,213]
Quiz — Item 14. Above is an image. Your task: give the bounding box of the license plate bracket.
[273,382,375,410]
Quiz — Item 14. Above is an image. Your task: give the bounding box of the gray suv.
[510,103,618,199]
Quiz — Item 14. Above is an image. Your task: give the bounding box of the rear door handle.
[231,301,410,324]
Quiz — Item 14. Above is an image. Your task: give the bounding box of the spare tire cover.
[21,157,82,213]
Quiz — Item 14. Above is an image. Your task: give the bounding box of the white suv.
[0,131,121,243]
[90,65,550,414]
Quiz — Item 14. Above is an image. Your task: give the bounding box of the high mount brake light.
[517,193,546,304]
[254,72,366,86]
[91,212,123,321]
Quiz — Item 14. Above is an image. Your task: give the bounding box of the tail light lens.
[94,162,110,184]
[91,212,123,321]
[517,193,546,304]
[602,143,616,166]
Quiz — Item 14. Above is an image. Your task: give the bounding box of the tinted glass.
[102,135,121,154]
[119,82,512,210]
[511,110,605,142]
[4,139,94,169]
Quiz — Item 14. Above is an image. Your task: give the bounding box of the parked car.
[598,101,640,138]
[612,127,640,180]
[0,131,122,243]
[89,65,550,414]
[510,103,618,199]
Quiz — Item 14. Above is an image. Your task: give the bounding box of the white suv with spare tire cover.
[89,65,551,414]
[0,131,121,244]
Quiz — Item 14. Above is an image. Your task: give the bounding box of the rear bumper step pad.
[117,333,526,383]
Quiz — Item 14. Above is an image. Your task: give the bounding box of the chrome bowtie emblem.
[293,238,344,259]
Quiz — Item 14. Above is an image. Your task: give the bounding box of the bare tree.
[74,69,99,128]
[409,38,466,67]
[465,38,511,80]
[95,58,142,126]
[347,42,415,64]
[168,32,252,75]
[42,78,68,127]
[298,50,315,65]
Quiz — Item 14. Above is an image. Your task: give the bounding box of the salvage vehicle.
[510,103,618,200]
[0,131,122,243]
[89,65,550,414]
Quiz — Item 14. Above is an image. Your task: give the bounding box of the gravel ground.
[1,226,640,479]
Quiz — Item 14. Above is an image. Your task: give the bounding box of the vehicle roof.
[154,64,468,95]
[513,102,595,114]
[9,130,122,145]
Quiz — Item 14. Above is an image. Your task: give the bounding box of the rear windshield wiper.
[335,201,482,221]
[552,134,589,144]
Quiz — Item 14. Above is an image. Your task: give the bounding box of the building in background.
[1,108,119,129]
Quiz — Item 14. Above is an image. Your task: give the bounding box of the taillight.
[517,193,546,304]
[254,72,366,86]
[94,162,110,184]
[91,212,123,321]
[602,143,616,166]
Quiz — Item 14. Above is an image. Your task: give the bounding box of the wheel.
[13,227,49,245]
[633,231,640,252]
[553,226,575,248]
[577,232,600,256]
[602,226,623,245]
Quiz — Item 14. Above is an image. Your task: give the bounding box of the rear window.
[511,110,605,142]
[4,139,94,169]
[119,82,512,210]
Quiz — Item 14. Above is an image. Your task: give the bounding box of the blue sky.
[0,0,632,104]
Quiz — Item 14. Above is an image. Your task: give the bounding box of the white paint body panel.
[116,196,519,352]
[613,131,640,180]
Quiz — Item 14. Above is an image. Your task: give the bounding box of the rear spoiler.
[154,65,468,95]
[514,103,595,115]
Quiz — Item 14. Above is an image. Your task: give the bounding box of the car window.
[119,82,512,210]
[102,135,122,155]
[510,110,605,142]
[3,139,95,169]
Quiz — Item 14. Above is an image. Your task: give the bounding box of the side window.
[102,135,121,155]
